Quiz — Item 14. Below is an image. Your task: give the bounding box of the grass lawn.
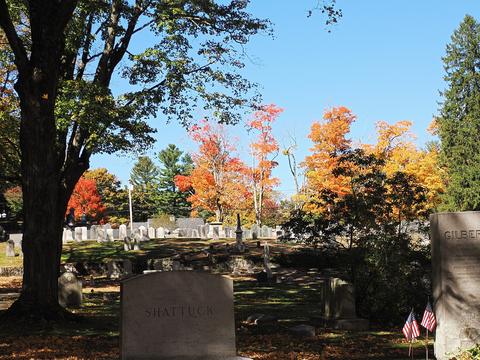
[0,238,434,359]
[0,242,23,267]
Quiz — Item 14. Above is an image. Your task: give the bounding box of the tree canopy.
[437,14,480,211]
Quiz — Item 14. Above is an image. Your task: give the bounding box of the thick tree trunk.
[3,84,67,319]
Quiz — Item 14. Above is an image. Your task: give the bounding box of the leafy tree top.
[437,14,480,211]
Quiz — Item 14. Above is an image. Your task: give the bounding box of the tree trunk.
[3,81,76,321]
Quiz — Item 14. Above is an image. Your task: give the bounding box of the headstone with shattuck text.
[121,271,250,360]
[430,212,480,360]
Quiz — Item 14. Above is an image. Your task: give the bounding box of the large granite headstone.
[121,271,250,360]
[431,212,480,360]
[320,277,368,330]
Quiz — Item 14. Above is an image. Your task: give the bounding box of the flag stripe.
[402,310,421,340]
[420,302,437,332]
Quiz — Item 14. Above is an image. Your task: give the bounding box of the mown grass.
[0,242,23,267]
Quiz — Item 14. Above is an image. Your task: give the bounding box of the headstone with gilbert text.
[431,212,480,360]
[121,271,250,360]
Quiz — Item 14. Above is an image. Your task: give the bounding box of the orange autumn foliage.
[247,104,282,225]
[303,107,357,214]
[363,120,445,211]
[66,177,106,222]
[303,107,444,217]
[175,120,248,222]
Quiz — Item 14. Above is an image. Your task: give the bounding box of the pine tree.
[130,156,159,221]
[130,156,159,188]
[438,15,480,210]
[157,144,193,217]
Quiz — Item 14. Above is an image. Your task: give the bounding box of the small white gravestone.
[148,227,156,239]
[156,227,165,239]
[81,226,88,241]
[119,224,128,239]
[65,229,73,242]
[5,239,15,257]
[138,226,147,237]
[106,229,114,242]
[121,272,251,360]
[97,227,106,242]
[74,227,82,242]
[90,225,98,240]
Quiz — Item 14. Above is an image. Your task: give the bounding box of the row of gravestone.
[62,223,284,243]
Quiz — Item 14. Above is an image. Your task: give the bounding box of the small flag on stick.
[421,301,436,332]
[403,309,421,341]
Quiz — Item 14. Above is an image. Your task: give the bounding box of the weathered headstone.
[90,225,98,241]
[251,224,259,240]
[156,227,165,239]
[261,225,268,238]
[323,278,368,330]
[58,272,82,308]
[107,260,123,279]
[96,227,106,242]
[5,239,15,257]
[148,227,156,239]
[121,272,250,360]
[81,226,88,241]
[65,229,73,242]
[74,227,82,242]
[106,228,114,242]
[138,225,147,238]
[431,212,480,360]
[119,224,128,240]
[199,225,207,239]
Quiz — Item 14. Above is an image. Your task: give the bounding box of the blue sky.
[91,1,480,197]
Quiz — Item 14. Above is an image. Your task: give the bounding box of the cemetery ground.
[0,239,433,359]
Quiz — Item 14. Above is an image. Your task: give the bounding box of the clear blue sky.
[91,1,480,197]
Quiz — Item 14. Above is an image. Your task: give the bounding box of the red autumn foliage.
[66,177,106,223]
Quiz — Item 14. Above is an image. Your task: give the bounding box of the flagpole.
[426,328,429,360]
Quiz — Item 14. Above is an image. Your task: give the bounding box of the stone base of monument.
[328,317,369,331]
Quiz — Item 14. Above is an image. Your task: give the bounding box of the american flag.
[421,301,436,332]
[402,309,421,341]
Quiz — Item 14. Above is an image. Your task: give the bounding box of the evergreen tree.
[130,156,159,221]
[438,15,480,210]
[130,156,159,188]
[157,144,193,217]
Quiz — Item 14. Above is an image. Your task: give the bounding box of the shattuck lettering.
[145,304,214,319]
[444,229,480,240]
